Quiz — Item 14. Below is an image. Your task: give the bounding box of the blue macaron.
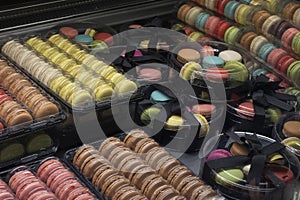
[202,56,225,69]
[224,1,241,20]
[195,12,211,32]
[74,34,93,45]
[258,43,276,61]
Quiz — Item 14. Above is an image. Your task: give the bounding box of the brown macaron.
[239,31,257,51]
[124,129,149,150]
[0,66,16,83]
[2,73,24,89]
[32,101,59,119]
[131,165,158,189]
[73,145,95,166]
[252,10,271,33]
[167,166,192,185]
[159,158,181,179]
[110,150,134,167]
[230,142,249,156]
[8,79,32,95]
[73,146,100,168]
[177,49,201,63]
[112,186,145,200]
[102,175,129,199]
[82,155,110,179]
[134,138,159,155]
[150,185,174,200]
[177,4,193,22]
[93,167,119,190]
[145,147,170,166]
[98,137,125,158]
[282,121,300,137]
[120,157,144,178]
[5,107,33,126]
[190,185,216,200]
[144,177,168,199]
[156,187,181,200]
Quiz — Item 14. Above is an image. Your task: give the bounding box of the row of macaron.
[0,59,59,127]
[257,0,300,29]
[0,132,53,164]
[189,0,300,57]
[59,26,113,49]
[31,34,137,97]
[0,157,97,200]
[177,3,300,86]
[72,129,223,200]
[2,38,136,107]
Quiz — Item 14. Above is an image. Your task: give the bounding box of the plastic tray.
[0,55,66,140]
[0,156,103,199]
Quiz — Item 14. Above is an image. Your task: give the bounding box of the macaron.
[261,15,282,37]
[74,34,93,45]
[215,168,244,186]
[267,165,294,183]
[224,1,241,20]
[123,129,149,149]
[230,142,249,156]
[234,4,255,25]
[224,61,248,82]
[258,43,276,61]
[239,31,257,51]
[206,149,232,161]
[26,133,53,153]
[252,10,271,33]
[204,16,221,37]
[281,28,299,50]
[138,68,162,82]
[283,2,300,21]
[191,104,216,117]
[216,20,232,40]
[179,61,202,80]
[267,48,289,68]
[205,67,229,82]
[282,121,300,137]
[202,56,225,69]
[185,6,203,26]
[282,137,300,151]
[195,12,211,32]
[177,4,193,22]
[177,48,201,63]
[236,101,255,119]
[94,32,113,45]
[194,114,210,136]
[224,26,241,45]
[0,142,25,162]
[150,90,172,104]
[218,50,242,62]
[164,115,184,131]
[250,35,269,55]
[266,107,281,123]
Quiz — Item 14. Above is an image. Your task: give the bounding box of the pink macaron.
[207,149,233,161]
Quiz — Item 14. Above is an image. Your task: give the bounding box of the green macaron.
[266,107,282,123]
[224,61,249,82]
[215,168,244,186]
[224,26,241,45]
[140,107,161,124]
[26,133,53,154]
[0,142,25,163]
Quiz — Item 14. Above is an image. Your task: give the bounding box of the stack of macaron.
[45,34,137,95]
[2,40,93,106]
[227,100,284,132]
[71,130,223,200]
[37,158,97,199]
[177,3,300,87]
[0,132,53,164]
[98,137,186,199]
[0,59,60,128]
[204,132,298,199]
[122,129,223,199]
[4,157,97,200]
[178,45,249,98]
[72,145,147,199]
[273,112,300,158]
[0,179,16,199]
[59,26,113,50]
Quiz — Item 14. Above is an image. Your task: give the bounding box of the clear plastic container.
[202,131,300,200]
[273,112,300,158]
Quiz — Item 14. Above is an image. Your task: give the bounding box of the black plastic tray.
[0,156,103,200]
